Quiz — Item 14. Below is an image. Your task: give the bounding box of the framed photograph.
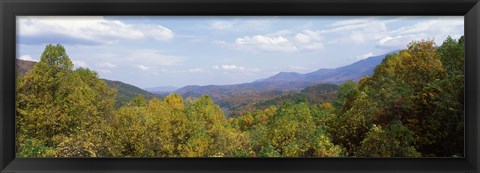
[1,0,479,172]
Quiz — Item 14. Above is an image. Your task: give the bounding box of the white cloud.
[376,17,464,49]
[377,35,408,49]
[210,20,236,30]
[140,25,174,41]
[222,64,245,71]
[18,16,174,45]
[235,35,298,53]
[188,68,204,73]
[61,46,186,77]
[303,42,324,50]
[18,54,37,61]
[353,52,374,60]
[320,18,392,44]
[208,17,277,32]
[72,60,88,68]
[329,17,378,27]
[213,64,259,72]
[270,30,293,36]
[236,35,288,45]
[229,29,324,53]
[316,16,463,49]
[137,65,149,70]
[376,34,432,50]
[128,49,185,66]
[321,17,393,34]
[97,69,112,74]
[302,30,322,41]
[97,62,116,68]
[390,17,463,36]
[295,33,311,43]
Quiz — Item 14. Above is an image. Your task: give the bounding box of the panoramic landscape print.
[16,16,464,157]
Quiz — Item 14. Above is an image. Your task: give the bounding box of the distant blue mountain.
[260,53,389,84]
[174,50,397,95]
[262,72,305,82]
[144,86,179,94]
[305,53,389,83]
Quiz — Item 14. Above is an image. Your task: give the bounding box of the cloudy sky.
[16,16,464,88]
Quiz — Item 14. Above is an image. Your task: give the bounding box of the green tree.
[356,121,421,157]
[16,44,117,157]
[418,36,464,156]
[126,94,147,107]
[328,81,373,155]
[144,95,191,157]
[17,44,75,149]
[248,102,341,157]
[185,95,249,157]
[354,40,445,152]
[109,106,148,156]
[331,37,464,157]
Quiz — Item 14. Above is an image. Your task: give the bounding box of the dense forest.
[16,36,464,157]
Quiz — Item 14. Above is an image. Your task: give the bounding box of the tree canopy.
[16,36,464,157]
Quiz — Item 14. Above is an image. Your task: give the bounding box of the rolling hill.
[16,59,36,77]
[102,79,156,107]
[255,83,339,109]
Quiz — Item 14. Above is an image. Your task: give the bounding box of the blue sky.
[16,16,464,88]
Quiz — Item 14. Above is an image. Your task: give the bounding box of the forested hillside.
[255,84,338,109]
[16,36,464,157]
[102,79,156,107]
[16,59,36,77]
[15,59,155,108]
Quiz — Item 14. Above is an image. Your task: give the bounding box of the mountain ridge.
[173,51,397,95]
[16,50,397,112]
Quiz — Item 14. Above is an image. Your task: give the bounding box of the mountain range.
[16,50,395,111]
[173,51,394,96]
[167,51,394,116]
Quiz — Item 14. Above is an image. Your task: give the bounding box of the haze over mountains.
[165,51,395,96]
[144,86,179,94]
[17,50,396,112]
[263,54,388,84]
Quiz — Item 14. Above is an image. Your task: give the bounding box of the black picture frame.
[1,0,479,172]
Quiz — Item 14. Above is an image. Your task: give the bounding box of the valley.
[17,51,392,116]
